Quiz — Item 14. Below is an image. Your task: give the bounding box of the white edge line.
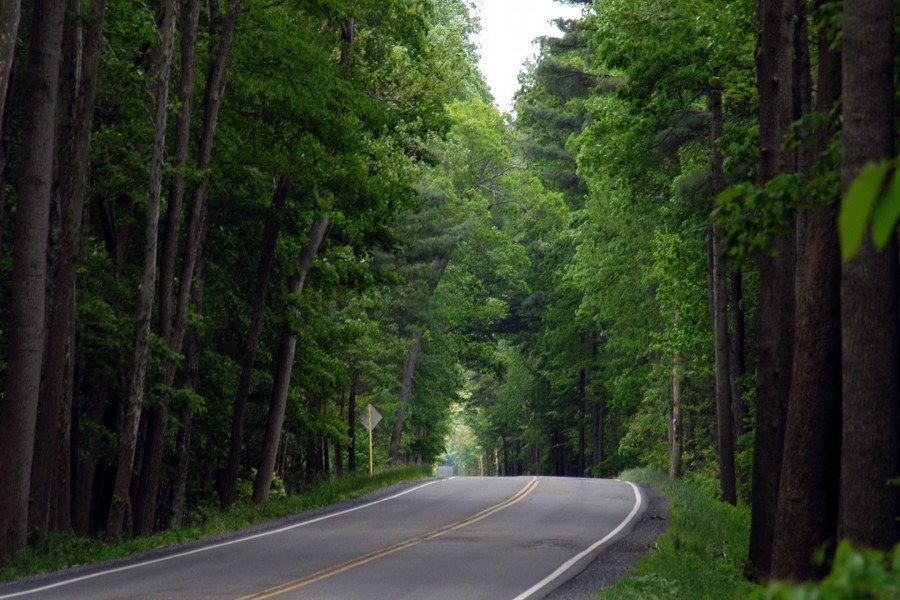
[511,480,644,600]
[0,479,442,599]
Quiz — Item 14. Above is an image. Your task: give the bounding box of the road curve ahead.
[0,477,646,600]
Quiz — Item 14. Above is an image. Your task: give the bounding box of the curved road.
[0,476,647,600]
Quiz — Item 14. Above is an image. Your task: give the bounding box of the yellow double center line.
[237,477,540,600]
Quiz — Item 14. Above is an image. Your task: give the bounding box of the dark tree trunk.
[30,0,105,535]
[169,247,205,528]
[220,175,290,509]
[770,0,842,580]
[590,331,604,472]
[748,0,798,580]
[669,354,684,479]
[73,389,107,537]
[334,388,345,476]
[729,270,746,444]
[0,0,19,132]
[709,82,737,505]
[136,0,241,534]
[389,333,424,464]
[0,0,66,564]
[105,0,177,542]
[158,0,201,345]
[253,216,329,505]
[52,320,74,532]
[577,361,586,478]
[838,0,900,551]
[348,371,359,472]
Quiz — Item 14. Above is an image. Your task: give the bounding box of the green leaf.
[715,184,745,207]
[838,160,890,261]
[872,165,900,248]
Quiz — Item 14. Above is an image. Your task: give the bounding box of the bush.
[758,541,899,600]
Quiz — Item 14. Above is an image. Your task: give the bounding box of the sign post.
[358,403,382,475]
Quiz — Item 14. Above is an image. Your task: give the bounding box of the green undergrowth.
[597,468,760,599]
[0,465,431,582]
[598,469,899,599]
[752,541,900,600]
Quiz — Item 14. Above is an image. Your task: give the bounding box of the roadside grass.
[0,465,432,583]
[596,468,762,599]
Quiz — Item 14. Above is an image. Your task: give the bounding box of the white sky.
[473,0,585,111]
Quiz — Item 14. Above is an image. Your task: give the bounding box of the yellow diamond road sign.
[359,404,381,430]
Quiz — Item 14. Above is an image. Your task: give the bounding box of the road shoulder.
[543,482,670,600]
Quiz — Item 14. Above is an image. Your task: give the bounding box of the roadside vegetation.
[0,466,431,583]
[600,470,899,599]
[597,469,758,599]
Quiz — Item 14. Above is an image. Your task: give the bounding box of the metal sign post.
[358,403,381,476]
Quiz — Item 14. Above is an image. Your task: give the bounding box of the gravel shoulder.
[543,482,670,600]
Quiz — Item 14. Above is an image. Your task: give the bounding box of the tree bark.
[669,354,684,479]
[0,0,66,564]
[770,0,842,580]
[169,246,205,528]
[0,0,19,134]
[590,330,604,472]
[135,0,240,534]
[30,0,106,535]
[220,175,290,509]
[348,371,359,472]
[748,0,798,580]
[838,0,900,551]
[253,215,330,505]
[389,333,425,464]
[709,82,737,505]
[105,0,177,542]
[73,389,107,537]
[577,362,586,478]
[729,270,746,444]
[158,0,201,345]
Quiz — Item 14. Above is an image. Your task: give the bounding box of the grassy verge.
[596,468,762,599]
[0,465,432,583]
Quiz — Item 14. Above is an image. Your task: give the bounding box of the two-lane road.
[0,477,646,600]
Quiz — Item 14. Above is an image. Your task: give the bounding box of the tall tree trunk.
[158,0,201,344]
[52,319,74,532]
[30,0,106,535]
[253,216,330,505]
[709,82,737,505]
[669,354,684,479]
[136,0,241,534]
[334,388,345,476]
[748,0,798,580]
[770,0,842,580]
[0,0,66,565]
[389,333,425,464]
[220,175,290,509]
[169,246,205,528]
[73,389,107,537]
[105,0,177,542]
[838,0,900,550]
[729,270,746,443]
[577,335,587,478]
[0,0,19,134]
[348,371,358,472]
[389,254,452,464]
[590,330,604,472]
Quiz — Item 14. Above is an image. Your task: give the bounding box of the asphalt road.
[0,476,662,600]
